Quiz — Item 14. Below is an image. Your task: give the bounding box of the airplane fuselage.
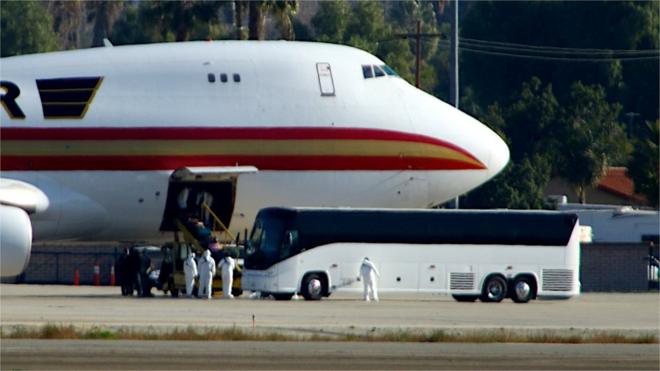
[1,41,509,242]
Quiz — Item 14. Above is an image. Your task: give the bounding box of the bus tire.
[480,275,507,303]
[511,276,535,303]
[452,295,478,302]
[272,293,294,301]
[301,273,325,301]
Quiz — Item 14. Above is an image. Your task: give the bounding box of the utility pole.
[415,20,422,88]
[450,0,460,209]
[449,0,459,109]
[625,112,640,137]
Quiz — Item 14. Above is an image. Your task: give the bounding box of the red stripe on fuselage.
[1,155,486,171]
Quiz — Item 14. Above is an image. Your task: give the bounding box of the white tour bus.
[242,207,581,303]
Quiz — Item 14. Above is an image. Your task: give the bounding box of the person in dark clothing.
[139,251,154,297]
[116,247,132,296]
[127,247,142,297]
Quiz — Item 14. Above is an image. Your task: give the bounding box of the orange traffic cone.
[93,262,100,286]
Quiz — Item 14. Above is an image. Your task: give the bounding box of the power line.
[459,37,659,55]
[458,41,657,57]
[455,46,659,62]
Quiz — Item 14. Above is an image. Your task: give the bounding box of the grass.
[2,324,657,344]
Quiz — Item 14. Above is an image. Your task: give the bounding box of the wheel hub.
[515,281,530,299]
[307,278,322,297]
[487,282,503,299]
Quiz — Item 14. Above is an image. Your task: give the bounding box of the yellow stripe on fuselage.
[2,139,483,167]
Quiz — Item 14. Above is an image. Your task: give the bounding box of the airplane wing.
[171,166,258,182]
[0,178,49,277]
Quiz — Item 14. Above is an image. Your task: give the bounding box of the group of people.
[116,247,155,297]
[183,249,237,299]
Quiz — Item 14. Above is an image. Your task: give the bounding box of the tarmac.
[1,285,658,370]
[3,339,658,370]
[0,284,658,336]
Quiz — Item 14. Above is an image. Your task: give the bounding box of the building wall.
[544,178,642,206]
[580,242,658,292]
[5,243,126,285]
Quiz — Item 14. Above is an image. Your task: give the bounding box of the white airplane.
[0,41,509,277]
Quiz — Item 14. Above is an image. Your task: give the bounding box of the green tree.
[627,120,659,207]
[243,0,298,41]
[1,2,58,57]
[234,1,247,40]
[557,82,630,203]
[344,1,388,54]
[87,1,124,47]
[48,1,84,49]
[462,77,559,209]
[139,1,225,42]
[270,1,299,41]
[110,4,150,45]
[504,77,561,162]
[311,0,350,43]
[461,100,552,209]
[461,1,659,124]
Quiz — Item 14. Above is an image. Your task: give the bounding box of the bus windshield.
[245,210,291,269]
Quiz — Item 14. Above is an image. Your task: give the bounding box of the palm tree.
[48,1,84,49]
[87,1,124,47]
[242,0,298,41]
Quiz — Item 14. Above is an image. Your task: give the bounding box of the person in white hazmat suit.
[183,252,198,297]
[218,255,236,299]
[197,249,216,299]
[359,257,380,302]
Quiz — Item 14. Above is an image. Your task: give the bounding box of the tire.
[510,276,534,303]
[301,273,325,301]
[272,293,294,301]
[452,295,479,302]
[480,275,507,303]
[170,288,179,297]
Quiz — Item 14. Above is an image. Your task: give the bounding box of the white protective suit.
[183,252,198,297]
[359,257,381,301]
[218,256,236,299]
[197,250,216,299]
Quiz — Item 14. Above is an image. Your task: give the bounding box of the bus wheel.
[301,274,325,301]
[511,276,534,303]
[272,293,294,301]
[480,276,507,303]
[452,295,478,302]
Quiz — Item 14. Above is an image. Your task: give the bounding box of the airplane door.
[316,63,335,96]
[159,166,257,236]
[160,179,235,233]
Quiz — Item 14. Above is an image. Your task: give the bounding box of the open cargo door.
[160,166,257,233]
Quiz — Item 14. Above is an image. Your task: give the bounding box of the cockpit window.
[363,64,399,79]
[381,65,398,76]
[362,65,373,79]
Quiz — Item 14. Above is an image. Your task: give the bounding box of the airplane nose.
[486,129,510,177]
